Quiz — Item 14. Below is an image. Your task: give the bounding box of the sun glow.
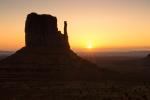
[87,42,93,49]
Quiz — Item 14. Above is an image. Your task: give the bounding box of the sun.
[87,42,93,49]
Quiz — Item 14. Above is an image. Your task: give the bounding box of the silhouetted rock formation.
[0,12,114,81]
[25,13,70,49]
[0,12,119,99]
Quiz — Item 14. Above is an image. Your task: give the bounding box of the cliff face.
[25,13,70,49]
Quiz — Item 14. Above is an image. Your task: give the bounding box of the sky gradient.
[0,0,150,51]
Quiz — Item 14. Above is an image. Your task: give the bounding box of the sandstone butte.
[0,13,115,81]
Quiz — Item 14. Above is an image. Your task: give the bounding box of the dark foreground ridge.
[0,13,114,81]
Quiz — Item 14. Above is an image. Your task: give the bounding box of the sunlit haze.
[0,0,150,52]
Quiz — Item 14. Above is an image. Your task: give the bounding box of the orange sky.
[0,0,150,51]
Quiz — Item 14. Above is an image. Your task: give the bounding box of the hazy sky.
[0,0,150,51]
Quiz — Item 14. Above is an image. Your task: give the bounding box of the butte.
[0,13,112,81]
